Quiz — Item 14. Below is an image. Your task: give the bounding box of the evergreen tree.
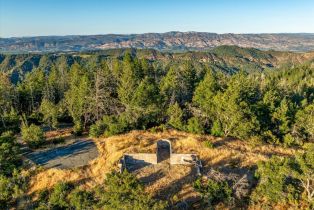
[65,63,90,133]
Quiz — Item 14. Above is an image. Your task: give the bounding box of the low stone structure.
[119,139,202,175]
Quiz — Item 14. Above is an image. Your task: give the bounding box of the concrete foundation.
[119,139,202,173]
[170,154,198,165]
[124,153,157,165]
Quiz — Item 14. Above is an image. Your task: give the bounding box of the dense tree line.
[0,52,313,146]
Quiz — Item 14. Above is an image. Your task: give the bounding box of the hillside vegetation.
[0,47,313,209]
[1,46,314,83]
[1,32,314,52]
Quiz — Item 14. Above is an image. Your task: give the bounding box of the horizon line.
[1,31,314,39]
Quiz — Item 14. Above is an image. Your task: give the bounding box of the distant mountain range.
[2,46,314,83]
[1,32,314,53]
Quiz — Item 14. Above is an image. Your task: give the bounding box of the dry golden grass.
[27,129,298,198]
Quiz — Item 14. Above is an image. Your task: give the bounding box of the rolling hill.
[1,32,314,53]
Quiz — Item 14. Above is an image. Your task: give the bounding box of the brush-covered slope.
[1,46,314,83]
[1,32,314,53]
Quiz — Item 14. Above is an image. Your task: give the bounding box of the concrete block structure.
[119,139,202,174]
[170,154,198,165]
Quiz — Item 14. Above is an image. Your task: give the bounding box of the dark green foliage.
[186,117,205,134]
[167,102,184,130]
[0,170,24,209]
[50,136,65,145]
[90,115,128,137]
[0,50,313,147]
[21,122,45,148]
[252,145,314,207]
[194,178,233,207]
[160,62,197,105]
[211,120,223,137]
[89,119,106,137]
[0,108,19,134]
[251,157,294,204]
[294,103,314,141]
[96,171,167,210]
[48,182,73,209]
[39,98,59,129]
[65,63,90,134]
[36,182,74,209]
[0,131,20,176]
[68,188,94,210]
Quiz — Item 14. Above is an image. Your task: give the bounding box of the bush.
[167,103,184,130]
[211,120,223,137]
[203,140,214,148]
[90,115,128,138]
[47,182,73,209]
[0,170,24,209]
[186,117,205,134]
[50,136,65,145]
[36,183,95,210]
[96,171,167,209]
[68,188,94,210]
[194,178,233,206]
[73,121,83,136]
[150,124,167,133]
[251,156,302,205]
[89,120,106,137]
[283,133,299,147]
[0,131,20,176]
[0,108,19,134]
[103,115,128,137]
[0,175,14,208]
[21,123,45,148]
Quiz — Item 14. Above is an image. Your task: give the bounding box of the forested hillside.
[1,46,314,83]
[0,47,313,209]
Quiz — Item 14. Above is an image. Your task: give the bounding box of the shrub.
[150,124,167,133]
[50,136,65,145]
[283,133,299,147]
[251,156,302,205]
[68,188,94,210]
[102,115,128,137]
[186,117,205,134]
[73,121,83,136]
[203,140,214,148]
[211,120,223,137]
[262,130,280,144]
[194,178,233,206]
[48,182,73,209]
[90,115,128,137]
[21,123,45,148]
[0,131,20,176]
[36,183,94,210]
[96,171,167,209]
[0,170,24,209]
[0,175,14,208]
[89,120,106,137]
[0,108,19,134]
[167,103,184,130]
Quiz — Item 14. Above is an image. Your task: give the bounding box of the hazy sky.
[0,0,313,37]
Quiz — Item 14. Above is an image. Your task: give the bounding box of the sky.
[0,0,313,37]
